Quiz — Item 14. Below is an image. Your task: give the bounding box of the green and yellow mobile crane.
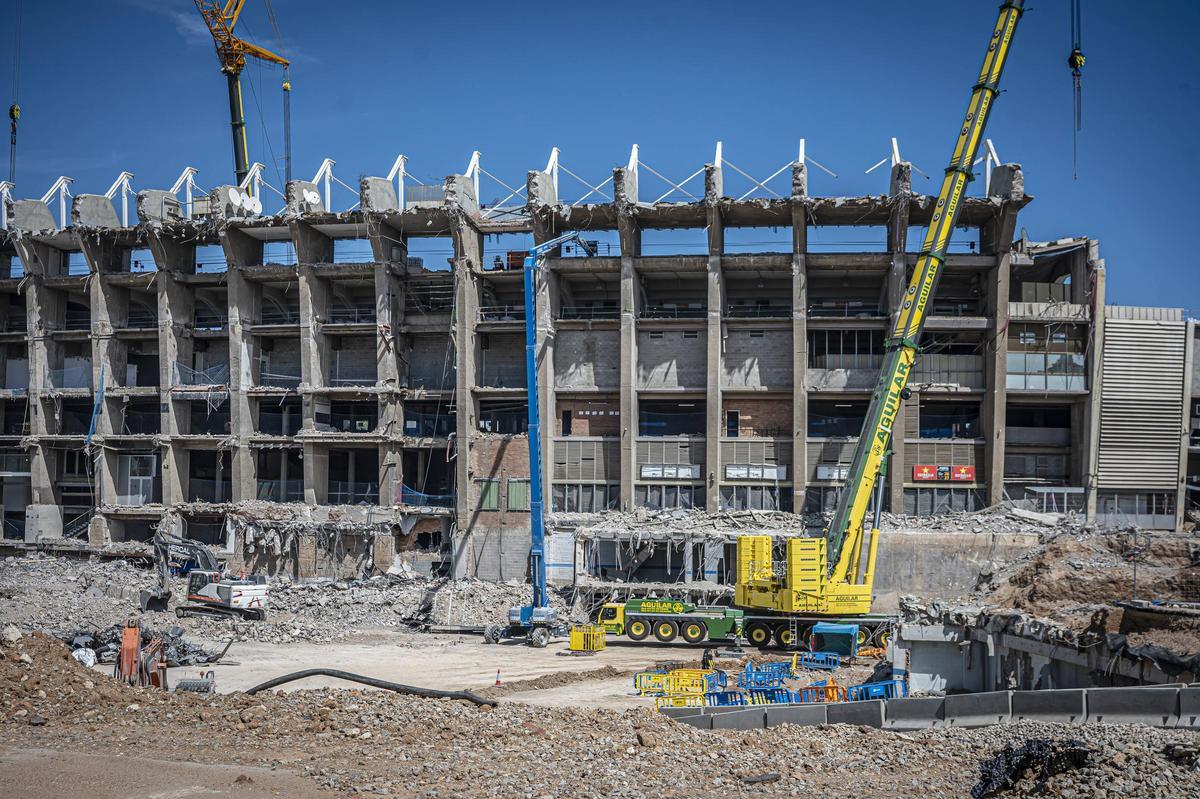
[602,1,1026,649]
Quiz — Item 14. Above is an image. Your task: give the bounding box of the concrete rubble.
[2,633,1198,798]
[0,553,577,646]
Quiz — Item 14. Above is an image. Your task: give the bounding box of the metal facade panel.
[1097,318,1185,489]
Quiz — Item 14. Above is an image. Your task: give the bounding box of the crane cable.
[1068,0,1086,180]
[8,0,22,185]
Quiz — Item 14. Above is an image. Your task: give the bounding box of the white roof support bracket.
[40,176,75,229]
[0,181,13,230]
[103,171,136,227]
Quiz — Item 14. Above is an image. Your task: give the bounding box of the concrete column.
[156,272,194,436]
[982,257,1010,506]
[886,163,912,513]
[1083,255,1106,522]
[981,164,1025,508]
[615,166,641,511]
[225,265,257,502]
[528,169,559,511]
[448,174,482,577]
[304,442,328,505]
[791,163,809,513]
[21,269,59,539]
[704,163,724,512]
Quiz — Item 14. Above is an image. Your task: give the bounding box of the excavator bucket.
[139,589,169,613]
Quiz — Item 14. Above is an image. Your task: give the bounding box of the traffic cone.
[495,669,502,686]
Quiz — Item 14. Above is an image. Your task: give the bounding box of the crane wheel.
[528,627,550,648]
[483,624,504,644]
[652,620,678,643]
[877,629,893,649]
[856,628,870,648]
[774,625,797,649]
[680,621,707,644]
[626,618,650,641]
[746,623,772,648]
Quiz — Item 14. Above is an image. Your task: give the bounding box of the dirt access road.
[150,630,722,709]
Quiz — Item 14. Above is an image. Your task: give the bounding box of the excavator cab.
[187,570,222,601]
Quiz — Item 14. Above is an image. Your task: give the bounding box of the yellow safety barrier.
[635,672,668,695]
[568,624,607,653]
[654,693,706,710]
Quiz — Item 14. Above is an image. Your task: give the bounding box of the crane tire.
[774,625,797,649]
[680,620,707,644]
[652,620,679,643]
[626,618,650,641]
[746,622,772,648]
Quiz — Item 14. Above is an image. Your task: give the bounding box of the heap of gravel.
[0,553,578,646]
[1,632,1197,798]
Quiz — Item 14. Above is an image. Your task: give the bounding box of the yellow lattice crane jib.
[194,1,291,185]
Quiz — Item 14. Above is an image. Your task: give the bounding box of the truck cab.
[597,603,625,635]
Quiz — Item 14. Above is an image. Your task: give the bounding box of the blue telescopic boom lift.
[484,232,596,647]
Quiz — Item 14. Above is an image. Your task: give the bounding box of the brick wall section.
[468,435,531,528]
[723,397,793,437]
[556,397,621,436]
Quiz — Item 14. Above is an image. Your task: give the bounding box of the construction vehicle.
[597,599,744,644]
[598,2,1025,651]
[732,0,1026,647]
[140,530,269,621]
[194,1,291,185]
[484,232,596,647]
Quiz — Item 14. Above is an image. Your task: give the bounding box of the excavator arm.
[140,530,223,612]
[826,1,1025,585]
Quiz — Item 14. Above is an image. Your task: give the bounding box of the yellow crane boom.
[194,0,291,185]
[738,0,1025,618]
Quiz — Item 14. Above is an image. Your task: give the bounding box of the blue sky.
[4,0,1197,309]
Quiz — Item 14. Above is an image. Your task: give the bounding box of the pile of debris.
[1,632,1197,798]
[554,501,1097,543]
[53,623,219,668]
[0,553,579,647]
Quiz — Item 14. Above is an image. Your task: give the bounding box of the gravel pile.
[0,553,578,646]
[2,632,1197,798]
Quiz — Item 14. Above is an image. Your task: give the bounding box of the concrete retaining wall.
[665,684,1200,732]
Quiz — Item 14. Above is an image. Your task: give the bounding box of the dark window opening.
[639,401,705,436]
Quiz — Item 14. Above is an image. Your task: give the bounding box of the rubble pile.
[557,501,1097,542]
[1,633,1197,798]
[0,554,578,646]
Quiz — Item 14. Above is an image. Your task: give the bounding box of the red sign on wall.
[912,464,976,482]
[913,465,938,481]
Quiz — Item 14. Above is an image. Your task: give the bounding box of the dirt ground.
[152,630,876,710]
[2,632,1197,799]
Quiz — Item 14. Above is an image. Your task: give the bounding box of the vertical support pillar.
[886,162,912,513]
[615,166,641,511]
[528,169,559,512]
[1083,253,1106,522]
[225,264,257,502]
[981,164,1026,509]
[791,162,809,513]
[704,162,724,512]
[448,178,483,577]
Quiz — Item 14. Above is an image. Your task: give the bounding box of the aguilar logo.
[874,361,911,444]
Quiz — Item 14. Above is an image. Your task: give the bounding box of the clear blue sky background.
[4,0,1197,309]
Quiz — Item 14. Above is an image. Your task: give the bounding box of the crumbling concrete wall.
[872,529,1038,611]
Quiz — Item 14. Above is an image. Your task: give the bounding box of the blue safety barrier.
[795,651,841,671]
[846,679,908,701]
[748,688,795,705]
[705,690,748,707]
